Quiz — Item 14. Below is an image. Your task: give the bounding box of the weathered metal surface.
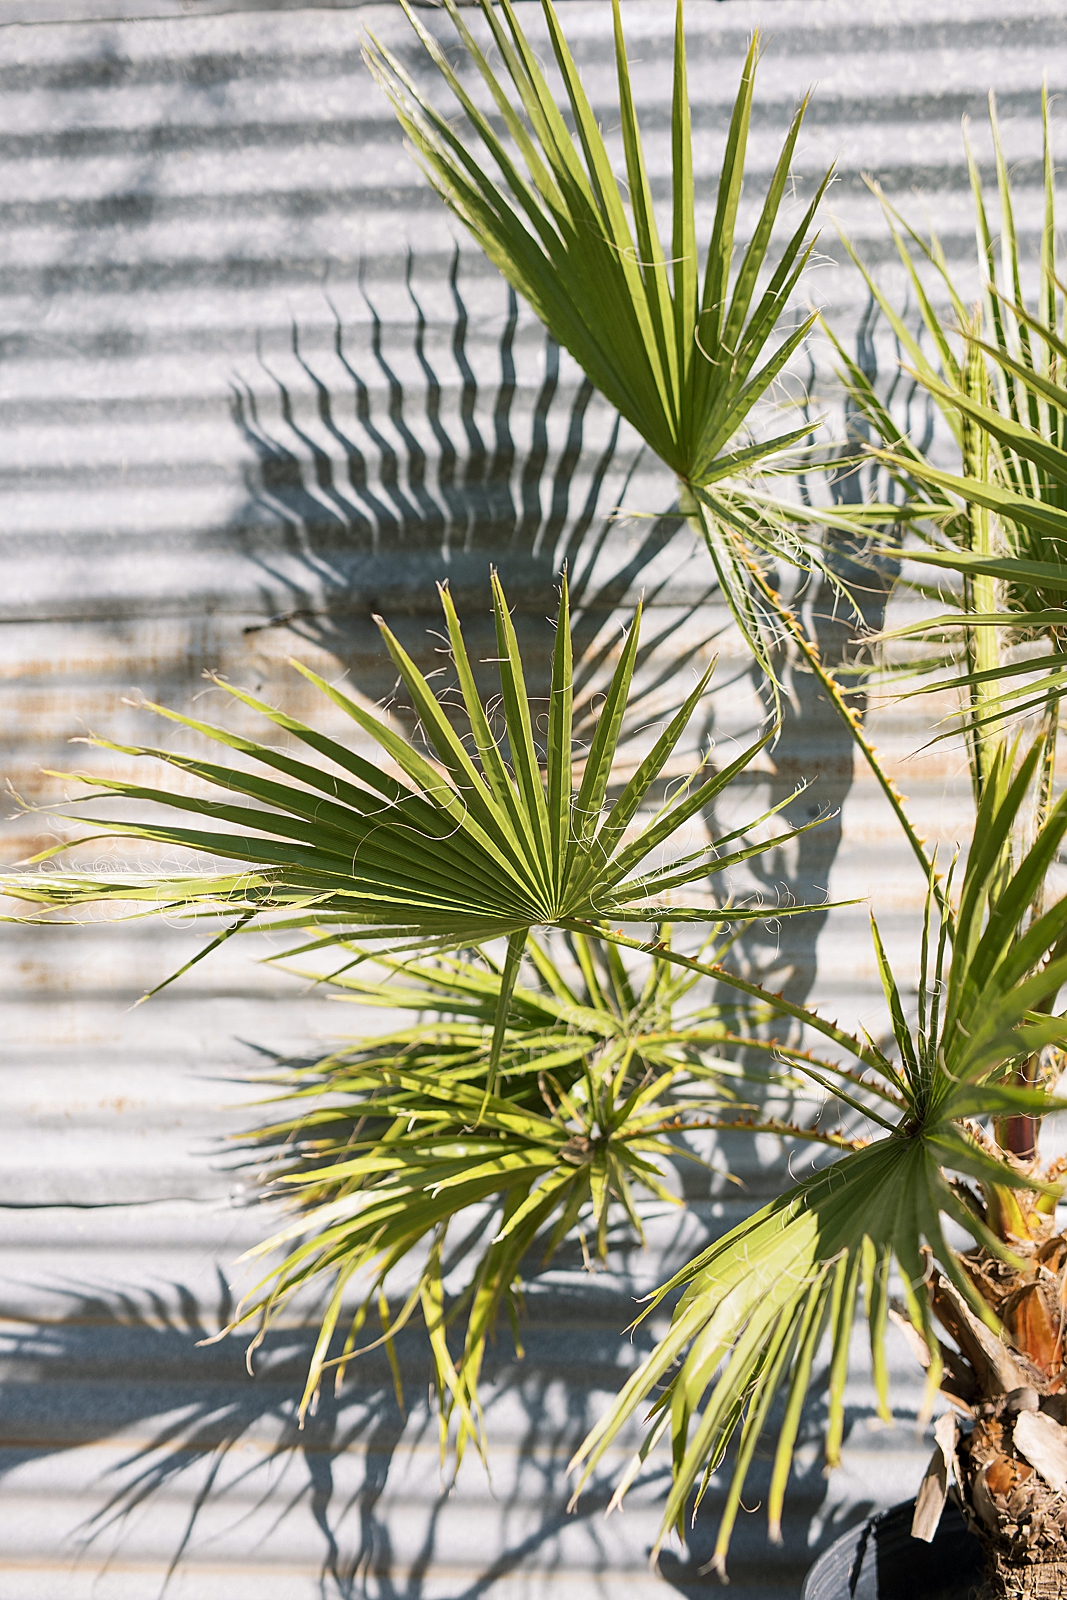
[0,0,1062,1594]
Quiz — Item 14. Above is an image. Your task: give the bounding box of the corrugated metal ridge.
[6,0,613,25]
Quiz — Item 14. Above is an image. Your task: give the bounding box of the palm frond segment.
[363,0,828,493]
[2,575,825,974]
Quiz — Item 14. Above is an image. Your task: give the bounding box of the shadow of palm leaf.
[226,250,713,752]
[0,1273,404,1595]
[4,258,904,1595]
[2,1262,740,1599]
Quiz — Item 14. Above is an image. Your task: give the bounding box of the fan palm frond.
[365,0,837,687]
[569,739,1067,1572]
[225,930,852,1463]
[2,574,834,1089]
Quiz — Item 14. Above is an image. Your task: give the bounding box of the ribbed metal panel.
[1,0,1061,1593]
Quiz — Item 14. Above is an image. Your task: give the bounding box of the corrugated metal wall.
[0,0,1062,1594]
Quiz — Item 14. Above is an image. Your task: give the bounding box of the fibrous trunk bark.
[953,1410,1067,1589]
[975,1538,1067,1599]
[954,1405,1067,1595]
[929,1220,1067,1597]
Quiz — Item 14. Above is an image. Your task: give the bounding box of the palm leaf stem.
[960,328,1002,802]
[563,920,883,1075]
[485,928,526,1105]
[684,492,946,912]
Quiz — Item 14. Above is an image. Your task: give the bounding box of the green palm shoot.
[831,90,1067,802]
[228,930,841,1465]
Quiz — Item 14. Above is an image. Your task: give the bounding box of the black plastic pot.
[802,1498,984,1599]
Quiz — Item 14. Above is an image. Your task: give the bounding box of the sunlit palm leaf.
[364,0,835,683]
[569,740,1067,1571]
[2,574,834,1087]
[225,932,852,1462]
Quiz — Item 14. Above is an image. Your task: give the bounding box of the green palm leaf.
[3,574,833,1089]
[364,0,835,684]
[569,740,1067,1571]
[364,0,824,488]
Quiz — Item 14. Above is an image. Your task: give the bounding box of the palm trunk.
[976,1544,1067,1599]
[956,1400,1067,1597]
[929,1201,1067,1597]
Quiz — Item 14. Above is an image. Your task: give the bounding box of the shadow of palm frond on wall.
[2,1262,846,1599]
[225,251,711,745]
[0,267,918,1597]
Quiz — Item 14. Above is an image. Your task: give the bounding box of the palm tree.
[5,4,1066,1592]
[363,4,1067,1592]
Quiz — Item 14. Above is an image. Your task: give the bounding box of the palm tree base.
[975,1539,1067,1599]
[927,1221,1067,1598]
[956,1423,1067,1600]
